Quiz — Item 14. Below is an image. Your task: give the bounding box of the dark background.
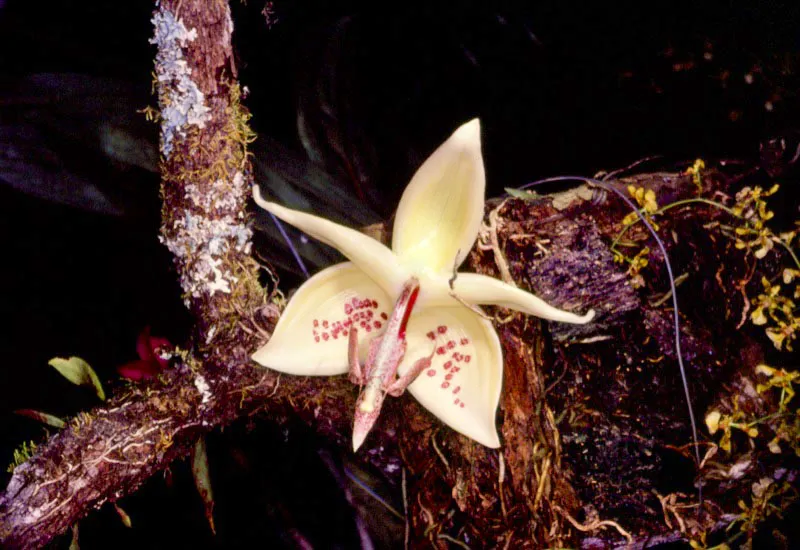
[0,0,798,547]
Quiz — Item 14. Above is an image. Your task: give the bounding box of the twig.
[437,533,472,549]
[553,504,634,545]
[431,431,451,473]
[402,468,409,550]
[498,451,507,518]
[479,200,514,285]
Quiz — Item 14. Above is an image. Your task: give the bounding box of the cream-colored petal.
[253,185,408,294]
[449,273,595,324]
[252,263,393,375]
[392,119,486,273]
[399,306,502,448]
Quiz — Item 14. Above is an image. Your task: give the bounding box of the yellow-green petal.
[253,186,409,295]
[401,306,502,448]
[392,119,486,274]
[449,273,595,324]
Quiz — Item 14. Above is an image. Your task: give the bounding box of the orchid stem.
[612,197,739,249]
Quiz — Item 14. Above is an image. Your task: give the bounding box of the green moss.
[7,440,38,473]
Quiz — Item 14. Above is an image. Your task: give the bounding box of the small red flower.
[117,327,172,381]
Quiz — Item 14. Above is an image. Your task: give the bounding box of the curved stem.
[613,198,740,249]
[776,239,800,271]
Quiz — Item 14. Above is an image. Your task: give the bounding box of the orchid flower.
[117,327,172,381]
[252,119,594,450]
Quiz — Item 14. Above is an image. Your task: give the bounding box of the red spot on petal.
[441,382,450,389]
[322,320,329,328]
[436,347,446,355]
[454,399,460,405]
[374,321,381,329]
[427,369,436,377]
[453,353,462,361]
[344,305,352,315]
[464,356,471,363]
[447,340,455,349]
[365,325,372,332]
[460,338,469,345]
[460,403,465,408]
[372,300,378,308]
[381,312,388,320]
[452,367,461,373]
[313,319,319,327]
[445,374,453,381]
[453,386,461,394]
[314,336,320,343]
[322,333,329,341]
[444,361,453,369]
[427,331,436,340]
[437,325,447,334]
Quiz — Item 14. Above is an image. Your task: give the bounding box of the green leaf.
[69,524,80,550]
[48,357,105,401]
[191,437,216,534]
[15,409,66,429]
[114,503,132,528]
[504,187,540,200]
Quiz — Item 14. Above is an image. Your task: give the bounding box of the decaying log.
[1,1,796,548]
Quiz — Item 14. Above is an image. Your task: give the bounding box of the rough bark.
[1,2,796,548]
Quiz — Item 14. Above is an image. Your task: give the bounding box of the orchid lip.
[352,277,421,450]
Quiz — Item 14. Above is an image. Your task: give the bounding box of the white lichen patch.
[160,168,254,299]
[185,172,249,213]
[205,325,218,344]
[150,9,211,156]
[194,374,212,405]
[161,213,251,299]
